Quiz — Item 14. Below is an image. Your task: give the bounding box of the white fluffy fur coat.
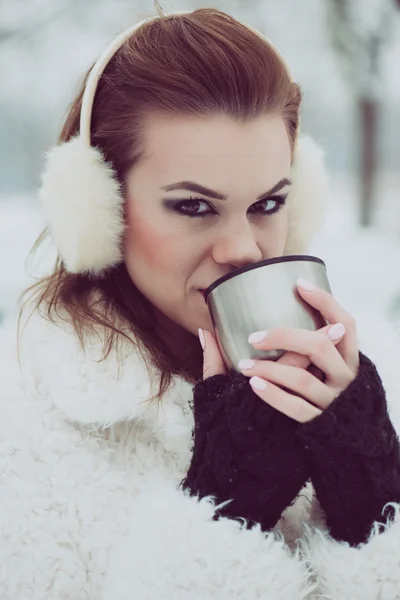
[1,309,400,600]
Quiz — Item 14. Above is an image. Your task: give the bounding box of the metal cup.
[204,255,331,372]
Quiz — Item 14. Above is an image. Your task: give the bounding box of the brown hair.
[20,5,302,401]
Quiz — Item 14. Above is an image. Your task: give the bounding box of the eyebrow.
[161,178,292,201]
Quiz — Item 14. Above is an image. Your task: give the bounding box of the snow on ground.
[0,196,51,323]
[1,173,400,327]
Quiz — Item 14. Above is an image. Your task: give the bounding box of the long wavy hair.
[20,4,302,401]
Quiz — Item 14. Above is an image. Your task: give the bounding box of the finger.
[238,359,334,410]
[200,328,227,379]
[248,376,323,423]
[249,325,353,387]
[277,323,343,371]
[297,279,359,371]
[277,351,310,369]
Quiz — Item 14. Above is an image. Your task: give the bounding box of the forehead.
[139,113,291,182]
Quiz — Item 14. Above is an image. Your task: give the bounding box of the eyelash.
[172,195,288,219]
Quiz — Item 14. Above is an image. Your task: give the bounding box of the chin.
[181,313,213,337]
[174,292,213,336]
[196,314,214,335]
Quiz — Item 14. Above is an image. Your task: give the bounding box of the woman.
[2,6,400,599]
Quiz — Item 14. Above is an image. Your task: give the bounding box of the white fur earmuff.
[39,137,125,274]
[38,12,331,275]
[284,135,331,255]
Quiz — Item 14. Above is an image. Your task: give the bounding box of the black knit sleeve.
[181,370,311,533]
[296,352,400,547]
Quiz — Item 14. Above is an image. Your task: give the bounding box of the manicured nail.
[250,376,267,391]
[297,278,315,291]
[198,328,205,350]
[328,323,346,341]
[248,331,268,344]
[238,358,255,370]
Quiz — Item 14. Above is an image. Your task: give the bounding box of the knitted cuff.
[181,370,311,532]
[296,352,400,547]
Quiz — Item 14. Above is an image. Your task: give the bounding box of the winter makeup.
[124,112,291,337]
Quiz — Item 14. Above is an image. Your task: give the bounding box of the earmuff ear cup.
[285,136,331,255]
[39,136,125,274]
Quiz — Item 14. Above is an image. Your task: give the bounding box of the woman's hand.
[190,320,314,534]
[238,279,360,422]
[199,278,360,423]
[198,327,227,380]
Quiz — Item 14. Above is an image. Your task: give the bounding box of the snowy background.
[1,0,399,329]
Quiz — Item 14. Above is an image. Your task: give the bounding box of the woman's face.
[124,113,291,336]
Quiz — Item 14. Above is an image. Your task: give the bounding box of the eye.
[249,194,288,215]
[172,197,215,218]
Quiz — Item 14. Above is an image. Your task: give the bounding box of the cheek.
[279,211,289,250]
[265,210,289,255]
[124,211,182,273]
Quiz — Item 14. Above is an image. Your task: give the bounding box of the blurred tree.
[326,0,398,226]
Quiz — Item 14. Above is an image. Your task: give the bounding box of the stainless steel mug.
[205,255,332,372]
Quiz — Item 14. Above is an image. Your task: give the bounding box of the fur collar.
[14,312,193,430]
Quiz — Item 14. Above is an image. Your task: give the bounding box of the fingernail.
[248,330,268,344]
[297,278,315,291]
[250,376,267,391]
[328,323,346,341]
[238,358,255,370]
[198,328,205,350]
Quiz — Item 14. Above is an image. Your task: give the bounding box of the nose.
[211,219,263,269]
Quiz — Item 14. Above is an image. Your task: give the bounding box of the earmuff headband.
[80,12,292,146]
